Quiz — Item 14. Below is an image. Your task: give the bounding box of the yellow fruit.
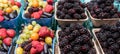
[3,0,8,4]
[12,5,19,10]
[31,33,39,40]
[5,7,13,13]
[42,1,48,8]
[16,47,23,54]
[45,37,52,45]
[3,4,8,8]
[32,1,39,8]
[0,3,4,8]
[28,24,33,30]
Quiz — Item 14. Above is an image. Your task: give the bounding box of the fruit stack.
[93,21,120,54]
[23,0,54,26]
[87,0,120,27]
[55,0,88,26]
[0,0,21,28]
[57,23,98,54]
[0,28,16,53]
[16,21,54,54]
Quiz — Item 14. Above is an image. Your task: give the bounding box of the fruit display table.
[0,0,120,54]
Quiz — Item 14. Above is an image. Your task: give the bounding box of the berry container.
[55,2,89,26]
[55,29,101,54]
[87,9,119,27]
[92,29,107,54]
[22,12,53,27]
[0,1,23,29]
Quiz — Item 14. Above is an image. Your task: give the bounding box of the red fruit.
[3,37,12,46]
[32,41,40,47]
[15,2,21,7]
[50,31,54,38]
[0,16,4,22]
[39,26,50,37]
[0,10,3,16]
[31,12,40,19]
[9,0,15,5]
[47,0,53,5]
[0,28,7,39]
[44,4,53,13]
[39,41,45,46]
[38,10,43,16]
[36,44,44,52]
[7,29,16,38]
[30,47,37,54]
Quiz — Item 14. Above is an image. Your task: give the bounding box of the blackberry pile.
[95,21,120,54]
[58,23,96,54]
[57,0,87,19]
[87,0,120,18]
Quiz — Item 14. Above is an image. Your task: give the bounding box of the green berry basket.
[55,29,100,54]
[55,2,89,26]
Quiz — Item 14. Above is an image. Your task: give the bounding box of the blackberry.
[71,30,80,36]
[73,13,81,19]
[56,10,61,16]
[101,24,111,31]
[67,51,75,54]
[88,48,96,54]
[81,3,87,8]
[65,35,74,41]
[57,5,63,10]
[68,9,75,14]
[64,3,72,9]
[79,28,87,34]
[28,7,33,14]
[110,25,118,32]
[81,13,87,19]
[74,36,83,44]
[78,52,83,54]
[116,38,120,46]
[107,38,115,45]
[109,43,119,52]
[117,50,120,54]
[106,50,114,54]
[87,40,94,47]
[24,13,31,18]
[59,12,65,19]
[59,38,69,47]
[112,14,119,18]
[73,45,80,53]
[64,14,72,19]
[82,35,90,43]
[62,8,68,14]
[116,21,120,27]
[63,45,72,52]
[58,31,66,37]
[80,44,90,53]
[58,1,65,5]
[92,14,97,18]
[104,31,112,38]
[98,33,107,42]
[99,4,105,9]
[112,32,119,39]
[95,8,102,15]
[101,42,108,48]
